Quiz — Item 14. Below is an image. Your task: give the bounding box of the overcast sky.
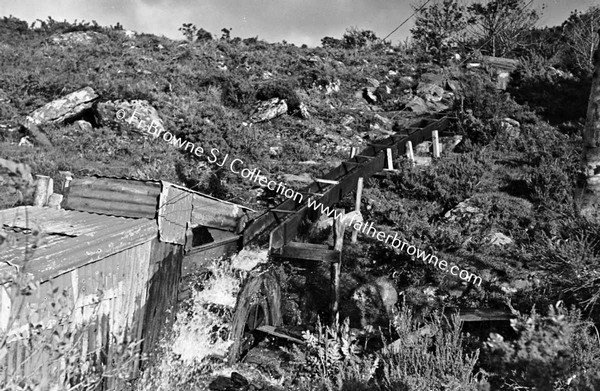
[1,0,598,47]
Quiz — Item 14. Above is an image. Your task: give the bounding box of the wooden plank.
[256,325,305,344]
[273,242,340,262]
[330,211,345,321]
[446,308,514,322]
[315,178,340,185]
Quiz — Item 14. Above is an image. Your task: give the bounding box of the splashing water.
[136,249,270,390]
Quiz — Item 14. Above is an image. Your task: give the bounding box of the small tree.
[562,6,600,76]
[467,0,540,57]
[178,23,197,42]
[411,0,470,61]
[342,27,379,49]
[195,27,213,42]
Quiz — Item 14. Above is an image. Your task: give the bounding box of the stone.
[208,376,236,391]
[325,80,340,94]
[230,372,249,387]
[486,232,513,247]
[269,146,281,157]
[97,100,166,136]
[363,87,378,103]
[366,77,380,88]
[413,156,432,166]
[299,102,310,119]
[440,135,463,153]
[47,193,63,209]
[444,199,484,225]
[405,96,428,114]
[341,115,355,126]
[75,120,93,132]
[397,76,417,91]
[231,248,269,271]
[417,82,444,102]
[415,141,433,155]
[250,98,288,123]
[500,118,520,139]
[51,31,104,46]
[0,158,34,185]
[25,87,99,126]
[18,136,33,147]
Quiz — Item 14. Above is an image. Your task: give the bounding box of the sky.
[1,0,598,47]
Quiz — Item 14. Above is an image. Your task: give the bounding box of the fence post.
[406,141,414,164]
[351,177,364,243]
[432,130,440,158]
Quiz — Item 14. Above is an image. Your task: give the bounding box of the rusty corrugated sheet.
[158,183,192,245]
[0,206,157,282]
[1,240,157,386]
[64,176,161,218]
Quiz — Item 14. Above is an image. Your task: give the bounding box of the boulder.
[75,120,93,133]
[250,98,288,123]
[363,87,378,103]
[25,87,99,126]
[415,141,433,155]
[440,135,463,153]
[444,199,485,225]
[299,102,310,119]
[51,31,104,46]
[324,80,340,94]
[500,118,521,139]
[405,96,428,114]
[396,76,417,90]
[417,82,444,102]
[486,232,513,247]
[97,100,166,136]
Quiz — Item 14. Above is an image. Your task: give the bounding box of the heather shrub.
[484,304,600,391]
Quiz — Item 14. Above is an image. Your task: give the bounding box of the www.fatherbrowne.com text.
[117,106,483,286]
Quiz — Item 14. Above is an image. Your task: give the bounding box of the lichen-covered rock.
[25,87,99,126]
[50,31,105,46]
[250,98,288,123]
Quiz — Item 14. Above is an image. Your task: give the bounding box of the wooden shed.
[0,176,249,388]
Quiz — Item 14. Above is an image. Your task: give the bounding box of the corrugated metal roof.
[64,176,161,218]
[0,206,157,282]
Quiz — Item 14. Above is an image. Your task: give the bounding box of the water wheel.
[228,268,282,363]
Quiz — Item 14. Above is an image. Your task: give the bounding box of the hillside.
[2,13,600,391]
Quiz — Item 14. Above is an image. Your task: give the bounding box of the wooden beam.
[271,209,296,214]
[273,241,340,262]
[331,210,345,323]
[315,178,340,185]
[255,325,305,345]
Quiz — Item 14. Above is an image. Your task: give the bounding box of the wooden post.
[384,148,394,170]
[351,177,364,243]
[432,130,440,158]
[331,209,345,323]
[406,141,414,164]
[33,175,53,207]
[350,146,358,159]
